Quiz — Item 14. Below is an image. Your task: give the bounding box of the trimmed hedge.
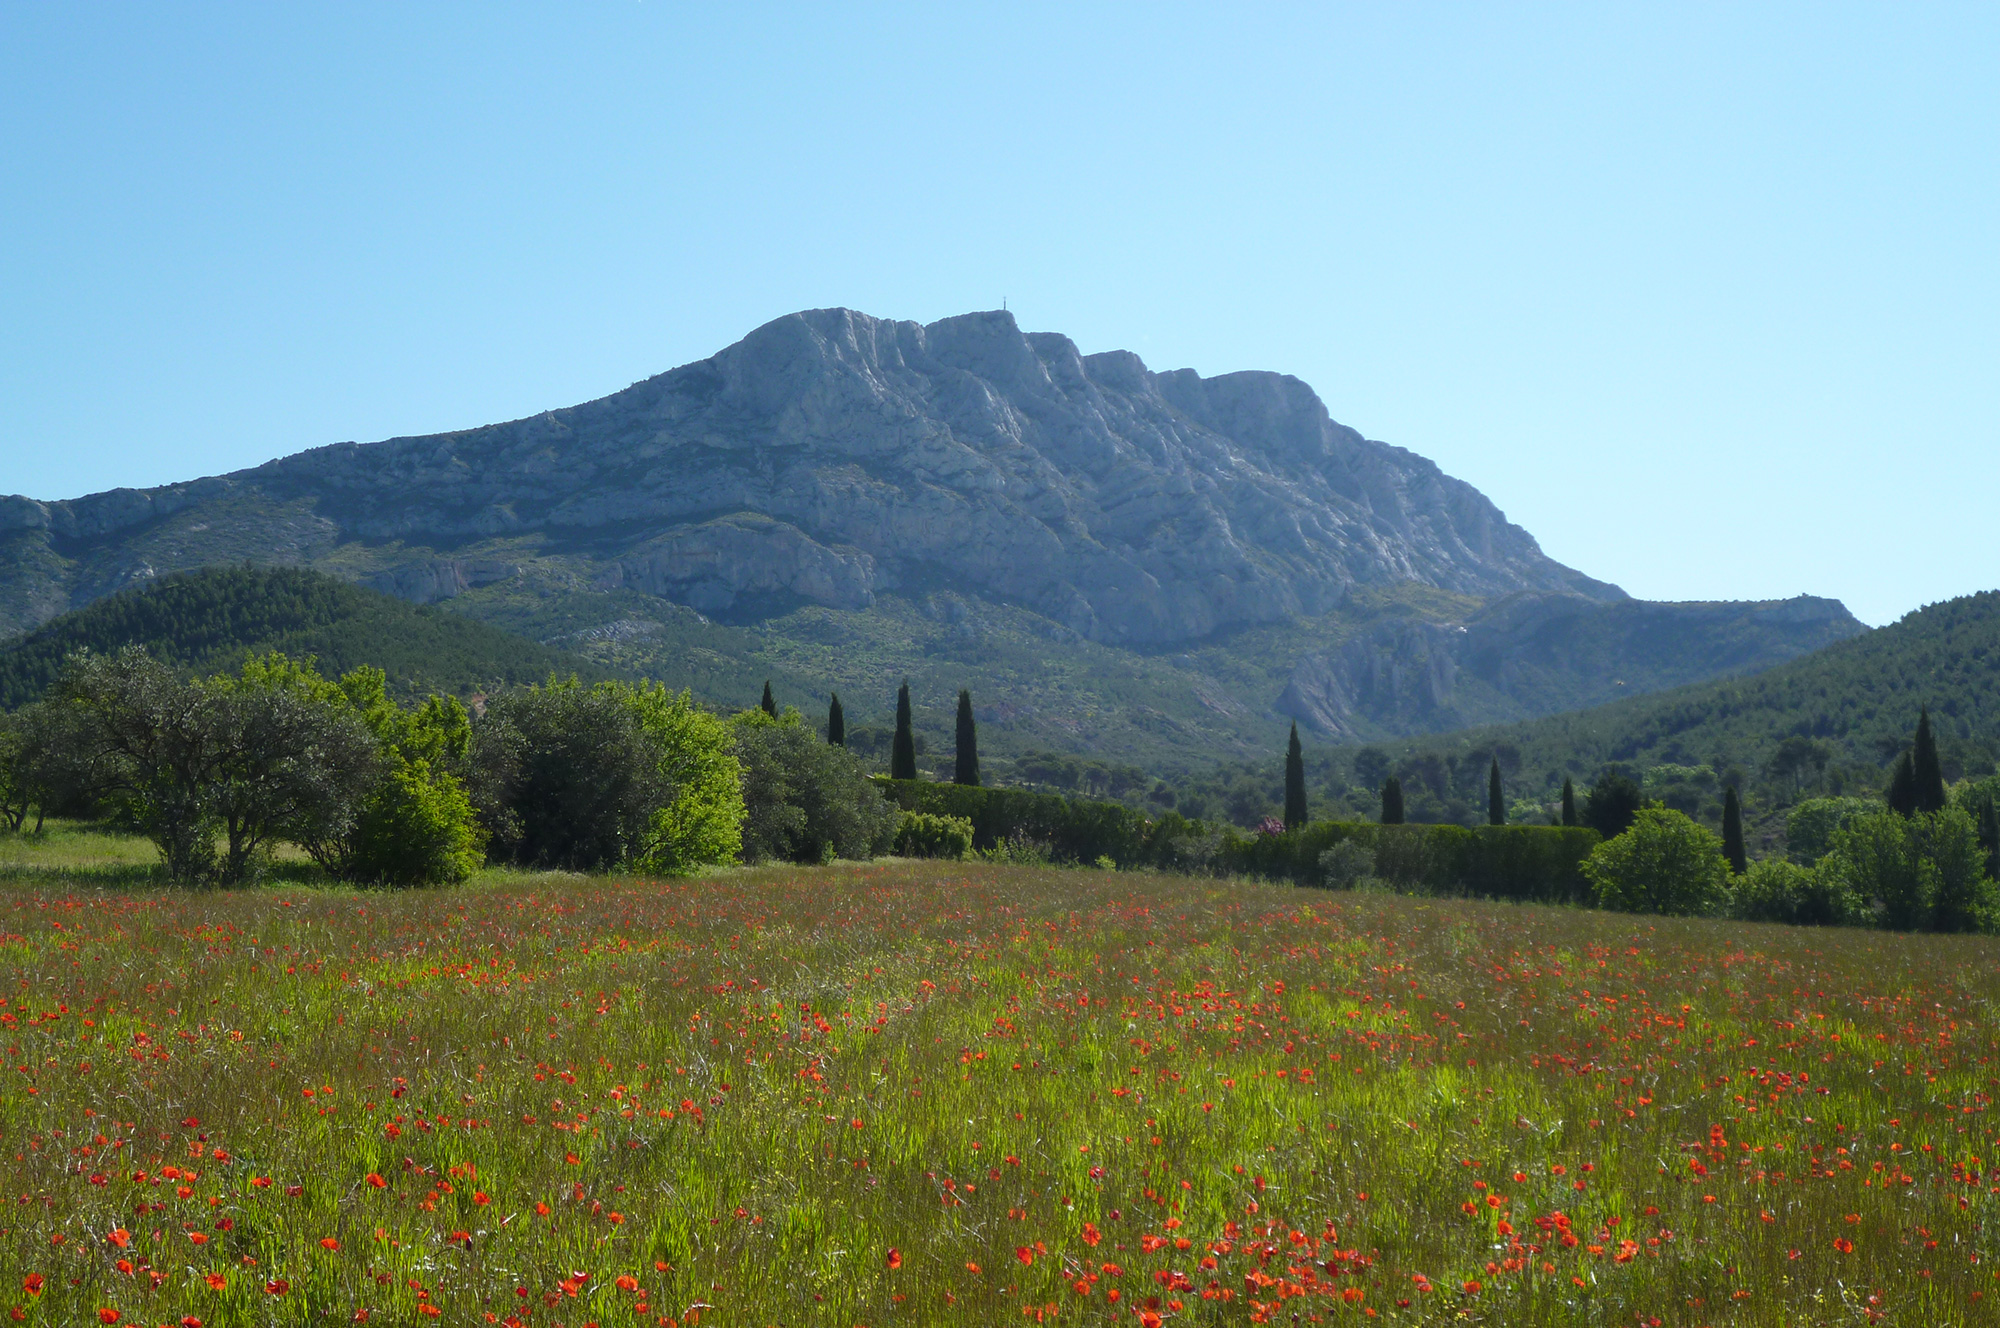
[1216,820,1600,904]
[876,779,1152,864]
[874,779,1599,902]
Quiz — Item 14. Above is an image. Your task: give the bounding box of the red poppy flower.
[97,1312,120,1325]
[1015,1247,1034,1266]
[365,1173,386,1189]
[1834,1238,1853,1254]
[886,1249,902,1270]
[264,1280,290,1296]
[472,1191,490,1206]
[21,1276,41,1298]
[320,1238,340,1251]
[203,1274,227,1291]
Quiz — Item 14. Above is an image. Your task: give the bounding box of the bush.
[1318,839,1374,889]
[1728,858,1861,926]
[1582,807,1730,916]
[732,710,893,864]
[1582,774,1643,840]
[631,687,745,875]
[344,758,485,887]
[476,682,664,870]
[1785,797,1876,864]
[893,811,973,860]
[478,679,744,874]
[876,780,1150,865]
[1821,807,1995,933]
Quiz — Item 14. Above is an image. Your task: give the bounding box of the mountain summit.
[0,308,1861,764]
[3,308,1617,642]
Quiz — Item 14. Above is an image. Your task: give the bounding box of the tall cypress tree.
[1283,723,1307,831]
[890,681,917,781]
[1381,776,1405,825]
[760,681,777,718]
[1487,758,1505,826]
[954,689,980,787]
[1721,785,1747,875]
[1887,750,1918,817]
[1980,796,2000,881]
[1912,708,1947,813]
[1560,777,1578,827]
[827,692,845,746]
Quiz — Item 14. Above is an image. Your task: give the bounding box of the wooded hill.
[1417,589,2000,788]
[1157,589,2000,839]
[0,566,600,709]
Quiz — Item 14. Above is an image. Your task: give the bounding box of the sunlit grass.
[0,843,1994,1325]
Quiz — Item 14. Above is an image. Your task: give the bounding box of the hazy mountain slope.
[0,307,1865,757]
[0,566,607,709]
[1352,589,2000,807]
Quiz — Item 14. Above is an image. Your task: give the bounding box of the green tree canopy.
[1582,806,1730,916]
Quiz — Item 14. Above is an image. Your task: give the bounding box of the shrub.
[343,758,485,887]
[1785,797,1876,864]
[893,811,973,860]
[1582,806,1730,916]
[629,686,745,875]
[731,710,892,864]
[476,682,668,870]
[876,780,1149,865]
[478,679,744,874]
[1821,807,1996,933]
[1728,858,1861,926]
[1318,839,1374,889]
[1582,774,1643,840]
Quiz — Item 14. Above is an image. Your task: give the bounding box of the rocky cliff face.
[1276,592,1865,739]
[0,308,1618,644]
[0,307,1869,755]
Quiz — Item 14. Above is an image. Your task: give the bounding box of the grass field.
[1,837,1996,1326]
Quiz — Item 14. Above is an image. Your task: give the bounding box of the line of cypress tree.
[1722,785,1747,875]
[891,681,917,781]
[760,681,777,718]
[1487,758,1505,826]
[1560,777,1578,827]
[1381,776,1404,825]
[1283,723,1307,831]
[1887,750,1918,817]
[1912,707,1947,813]
[827,692,845,746]
[954,689,980,787]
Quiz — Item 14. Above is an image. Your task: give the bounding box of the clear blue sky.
[3,4,1994,627]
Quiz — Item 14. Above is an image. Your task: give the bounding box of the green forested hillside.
[1435,589,2000,783]
[1166,590,2000,838]
[0,566,602,709]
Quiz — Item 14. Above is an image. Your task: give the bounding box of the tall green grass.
[0,844,1992,1325]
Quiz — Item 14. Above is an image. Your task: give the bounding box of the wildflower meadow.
[1,851,1996,1326]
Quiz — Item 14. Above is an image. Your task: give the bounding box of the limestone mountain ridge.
[0,307,1866,761]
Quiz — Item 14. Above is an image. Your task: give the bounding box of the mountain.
[0,307,1866,766]
[0,566,604,710]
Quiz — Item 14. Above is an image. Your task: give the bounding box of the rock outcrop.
[0,308,1620,642]
[1276,592,1867,738]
